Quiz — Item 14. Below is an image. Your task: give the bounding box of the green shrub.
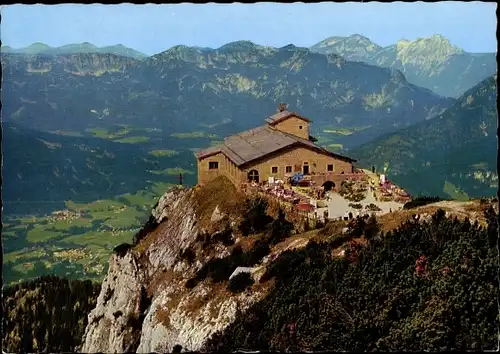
[190,235,272,287]
[212,228,234,246]
[239,197,273,236]
[204,208,499,352]
[364,214,380,240]
[228,272,254,293]
[365,203,382,212]
[350,217,366,238]
[180,247,196,264]
[185,278,198,289]
[266,209,293,245]
[403,196,442,209]
[113,243,132,257]
[133,215,158,245]
[245,239,271,266]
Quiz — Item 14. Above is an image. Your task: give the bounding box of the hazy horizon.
[1,2,497,56]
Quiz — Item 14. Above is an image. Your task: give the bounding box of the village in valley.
[195,104,412,227]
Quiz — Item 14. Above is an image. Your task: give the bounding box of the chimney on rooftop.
[279,103,287,112]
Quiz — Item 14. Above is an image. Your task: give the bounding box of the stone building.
[196,105,357,189]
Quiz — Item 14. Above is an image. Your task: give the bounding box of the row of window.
[271,164,334,174]
[208,161,335,173]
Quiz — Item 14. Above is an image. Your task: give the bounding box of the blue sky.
[1,2,497,55]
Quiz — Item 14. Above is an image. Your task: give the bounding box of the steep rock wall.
[80,184,266,353]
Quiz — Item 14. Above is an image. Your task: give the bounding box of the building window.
[248,170,259,183]
[271,166,278,174]
[209,161,219,170]
[286,166,292,173]
[327,164,334,172]
[299,125,303,129]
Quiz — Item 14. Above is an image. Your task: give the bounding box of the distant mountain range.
[4,33,495,99]
[352,75,498,200]
[310,34,497,98]
[1,42,147,60]
[1,43,452,149]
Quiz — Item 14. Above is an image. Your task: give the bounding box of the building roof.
[196,124,356,167]
[264,110,311,125]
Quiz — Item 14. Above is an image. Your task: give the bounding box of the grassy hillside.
[2,122,201,216]
[2,182,179,284]
[351,75,498,199]
[205,205,498,351]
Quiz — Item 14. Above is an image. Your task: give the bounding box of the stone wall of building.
[197,152,241,186]
[272,116,310,140]
[241,145,353,184]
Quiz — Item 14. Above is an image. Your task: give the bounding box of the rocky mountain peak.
[28,42,51,49]
[348,33,375,44]
[310,34,382,60]
[313,36,346,48]
[218,40,261,52]
[396,34,463,58]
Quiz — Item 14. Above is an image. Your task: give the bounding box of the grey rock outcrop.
[80,187,265,353]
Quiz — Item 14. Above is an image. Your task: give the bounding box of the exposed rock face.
[80,252,146,353]
[136,282,258,353]
[80,186,265,353]
[210,205,225,223]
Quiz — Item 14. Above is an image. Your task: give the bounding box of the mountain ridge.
[3,34,494,97]
[310,34,496,98]
[351,74,498,199]
[2,46,453,150]
[1,42,148,60]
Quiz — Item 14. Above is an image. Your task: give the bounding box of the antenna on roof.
[279,103,287,112]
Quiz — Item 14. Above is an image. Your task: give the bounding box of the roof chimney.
[279,103,287,112]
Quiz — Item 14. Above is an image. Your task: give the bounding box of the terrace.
[240,169,411,225]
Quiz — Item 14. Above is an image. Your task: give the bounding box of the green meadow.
[443,181,470,201]
[171,131,217,139]
[149,167,195,176]
[3,181,177,285]
[149,149,179,157]
[113,136,150,144]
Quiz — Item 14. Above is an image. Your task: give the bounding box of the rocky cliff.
[80,179,279,352]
